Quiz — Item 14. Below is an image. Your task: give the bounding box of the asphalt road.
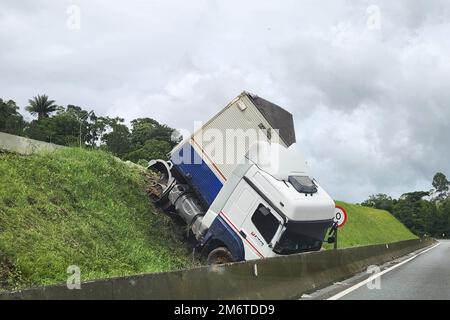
[339,240,450,300]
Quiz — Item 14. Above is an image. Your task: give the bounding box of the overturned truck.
[148,91,336,264]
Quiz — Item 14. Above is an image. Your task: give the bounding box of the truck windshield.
[273,220,332,254]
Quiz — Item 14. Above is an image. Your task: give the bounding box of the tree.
[26,94,58,120]
[440,198,450,238]
[432,172,449,200]
[101,118,131,157]
[115,117,180,164]
[125,139,171,163]
[25,119,52,143]
[393,194,429,236]
[84,115,113,148]
[361,193,394,212]
[66,105,95,147]
[0,99,26,135]
[26,111,79,146]
[25,105,93,147]
[130,118,178,148]
[400,191,429,202]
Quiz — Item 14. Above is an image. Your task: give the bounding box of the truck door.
[222,180,283,259]
[240,201,284,259]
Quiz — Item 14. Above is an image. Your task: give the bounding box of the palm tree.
[26,94,58,120]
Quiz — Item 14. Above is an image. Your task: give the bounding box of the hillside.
[332,201,418,248]
[0,148,195,290]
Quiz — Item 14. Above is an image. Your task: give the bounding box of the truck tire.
[206,247,234,265]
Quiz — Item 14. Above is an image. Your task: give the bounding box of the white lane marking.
[327,242,441,300]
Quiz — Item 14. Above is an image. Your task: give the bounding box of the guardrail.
[0,238,434,300]
[0,132,64,155]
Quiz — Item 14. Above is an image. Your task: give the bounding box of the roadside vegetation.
[0,95,177,165]
[360,173,450,238]
[0,148,195,291]
[329,201,418,249]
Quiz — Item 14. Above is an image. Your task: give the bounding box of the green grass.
[329,201,418,249]
[0,148,195,290]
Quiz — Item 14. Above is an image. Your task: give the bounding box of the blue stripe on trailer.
[171,143,224,206]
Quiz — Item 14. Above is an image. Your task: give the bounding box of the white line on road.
[327,242,441,300]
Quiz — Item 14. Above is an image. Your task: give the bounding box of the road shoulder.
[300,241,440,300]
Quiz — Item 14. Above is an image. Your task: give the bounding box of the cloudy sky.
[1,0,449,202]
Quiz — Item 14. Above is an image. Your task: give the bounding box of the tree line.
[0,94,179,165]
[361,172,450,238]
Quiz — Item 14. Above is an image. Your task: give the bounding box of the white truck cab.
[197,142,336,261]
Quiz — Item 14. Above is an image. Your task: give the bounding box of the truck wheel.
[206,247,234,265]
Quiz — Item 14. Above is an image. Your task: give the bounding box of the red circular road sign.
[334,205,347,228]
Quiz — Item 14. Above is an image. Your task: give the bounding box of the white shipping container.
[171,91,296,183]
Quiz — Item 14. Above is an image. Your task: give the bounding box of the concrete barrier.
[0,238,435,300]
[0,132,64,155]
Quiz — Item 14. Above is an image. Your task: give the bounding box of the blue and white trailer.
[148,92,336,264]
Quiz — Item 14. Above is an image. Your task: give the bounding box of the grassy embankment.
[328,201,418,249]
[0,148,194,290]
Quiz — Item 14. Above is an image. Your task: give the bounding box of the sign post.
[334,226,338,250]
[333,205,347,250]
